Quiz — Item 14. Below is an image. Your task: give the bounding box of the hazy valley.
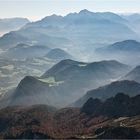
[0,9,140,139]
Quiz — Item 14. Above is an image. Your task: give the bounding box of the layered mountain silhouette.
[96,40,140,53]
[0,10,140,139]
[122,66,140,83]
[74,80,140,107]
[122,14,140,36]
[0,31,30,49]
[42,59,129,80]
[45,48,73,61]
[95,40,140,65]
[123,13,140,23]
[0,18,29,36]
[0,59,130,107]
[0,10,137,53]
[2,43,50,59]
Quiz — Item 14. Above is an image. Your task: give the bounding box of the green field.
[38,77,64,87]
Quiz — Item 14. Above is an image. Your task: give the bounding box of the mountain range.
[95,40,140,65]
[0,18,29,36]
[2,43,50,60]
[122,13,140,36]
[0,59,130,108]
[0,10,140,139]
[0,10,139,58]
[81,93,140,117]
[122,65,140,83]
[96,40,140,52]
[74,80,140,107]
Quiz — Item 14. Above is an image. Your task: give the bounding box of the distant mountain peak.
[41,14,63,22]
[116,39,140,45]
[46,48,72,60]
[113,40,140,48]
[96,39,140,53]
[79,9,93,14]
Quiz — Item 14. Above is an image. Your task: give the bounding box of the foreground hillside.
[74,80,140,107]
[0,93,140,139]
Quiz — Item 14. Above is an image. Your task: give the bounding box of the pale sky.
[0,0,140,21]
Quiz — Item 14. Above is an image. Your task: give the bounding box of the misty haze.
[0,0,140,139]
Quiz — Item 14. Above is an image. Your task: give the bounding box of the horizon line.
[0,9,140,22]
